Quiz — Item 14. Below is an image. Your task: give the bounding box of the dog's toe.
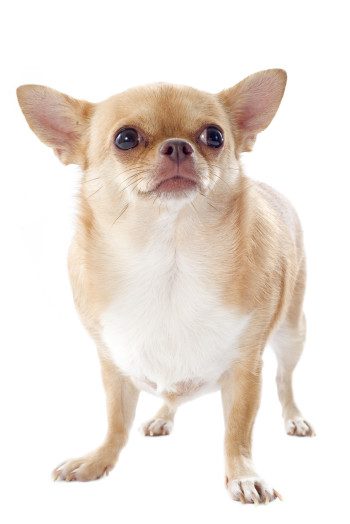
[227,477,282,504]
[141,418,173,437]
[53,449,115,482]
[286,417,315,437]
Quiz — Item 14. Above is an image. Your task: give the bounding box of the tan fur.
[53,347,139,481]
[17,69,314,503]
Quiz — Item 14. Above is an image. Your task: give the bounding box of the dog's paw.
[227,476,282,504]
[286,417,315,437]
[52,449,116,482]
[141,418,173,437]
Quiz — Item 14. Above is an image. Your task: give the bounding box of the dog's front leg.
[53,350,139,481]
[221,356,281,504]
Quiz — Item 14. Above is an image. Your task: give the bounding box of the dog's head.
[17,70,286,207]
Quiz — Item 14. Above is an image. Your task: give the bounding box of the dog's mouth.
[139,171,200,197]
[153,175,198,193]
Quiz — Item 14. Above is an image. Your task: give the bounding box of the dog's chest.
[101,228,249,396]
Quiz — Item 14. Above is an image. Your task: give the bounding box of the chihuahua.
[17,69,314,504]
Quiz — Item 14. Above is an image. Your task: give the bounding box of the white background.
[1,1,349,522]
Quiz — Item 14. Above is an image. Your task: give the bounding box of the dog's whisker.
[118,170,154,192]
[210,171,231,187]
[109,163,152,184]
[120,176,144,193]
[87,185,103,199]
[130,179,144,195]
[198,191,221,212]
[82,176,101,184]
[112,203,129,226]
[119,173,142,188]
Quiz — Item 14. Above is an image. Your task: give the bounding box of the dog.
[17,69,314,504]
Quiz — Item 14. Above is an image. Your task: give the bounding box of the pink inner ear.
[237,94,272,131]
[18,84,90,165]
[26,88,78,149]
[235,74,285,133]
[35,108,78,147]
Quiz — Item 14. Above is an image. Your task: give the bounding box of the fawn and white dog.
[17,69,314,504]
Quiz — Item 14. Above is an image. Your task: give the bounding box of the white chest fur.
[100,213,249,396]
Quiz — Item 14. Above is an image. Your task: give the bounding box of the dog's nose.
[159,140,194,162]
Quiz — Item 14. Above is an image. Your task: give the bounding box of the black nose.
[160,139,194,162]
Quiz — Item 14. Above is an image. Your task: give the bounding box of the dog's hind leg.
[271,262,315,437]
[141,403,176,437]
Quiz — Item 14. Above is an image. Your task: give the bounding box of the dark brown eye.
[199,126,224,148]
[114,128,139,150]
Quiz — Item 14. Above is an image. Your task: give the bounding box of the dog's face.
[17,70,286,206]
[88,84,236,204]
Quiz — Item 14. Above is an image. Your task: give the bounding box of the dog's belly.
[100,222,249,398]
[101,297,248,397]
[100,270,249,398]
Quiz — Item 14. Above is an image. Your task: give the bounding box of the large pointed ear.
[218,69,287,153]
[16,85,94,165]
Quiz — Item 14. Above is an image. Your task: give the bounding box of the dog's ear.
[218,69,287,153]
[16,85,94,165]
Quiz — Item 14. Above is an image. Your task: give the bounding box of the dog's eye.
[199,126,224,148]
[114,128,140,150]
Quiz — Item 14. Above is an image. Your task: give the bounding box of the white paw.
[141,418,173,437]
[286,417,315,437]
[227,477,282,504]
[52,450,115,481]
